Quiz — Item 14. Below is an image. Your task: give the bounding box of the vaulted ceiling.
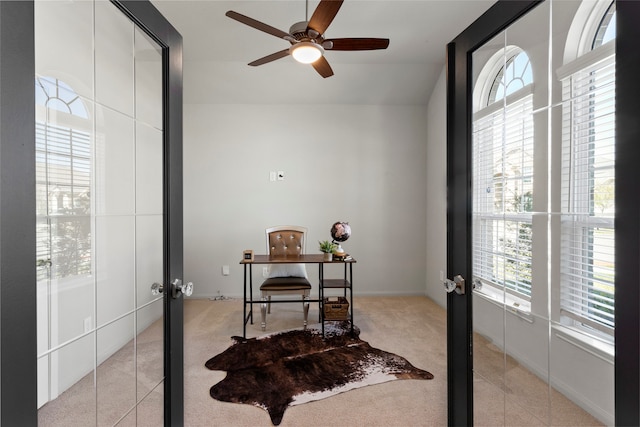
[151,0,496,105]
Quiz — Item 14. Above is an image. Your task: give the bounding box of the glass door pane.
[36,1,165,424]
[468,1,614,425]
[133,25,164,425]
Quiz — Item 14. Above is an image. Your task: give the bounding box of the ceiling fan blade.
[308,0,344,35]
[226,11,290,39]
[325,38,390,51]
[311,56,334,78]
[248,49,290,66]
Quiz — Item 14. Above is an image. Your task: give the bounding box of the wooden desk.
[240,254,356,337]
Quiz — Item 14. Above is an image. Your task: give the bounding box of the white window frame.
[472,48,534,309]
[558,43,615,339]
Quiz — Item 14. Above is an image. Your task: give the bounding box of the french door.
[446,0,640,425]
[0,1,183,425]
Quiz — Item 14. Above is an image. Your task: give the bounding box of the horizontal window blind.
[560,55,615,334]
[473,94,534,299]
[36,121,92,282]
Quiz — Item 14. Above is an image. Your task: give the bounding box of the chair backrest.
[265,225,307,256]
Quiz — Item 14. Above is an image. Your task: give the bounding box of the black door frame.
[445,2,541,424]
[446,1,640,426]
[0,2,38,425]
[0,1,184,425]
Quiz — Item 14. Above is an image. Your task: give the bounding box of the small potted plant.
[319,240,337,261]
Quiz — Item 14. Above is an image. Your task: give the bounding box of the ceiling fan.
[225,0,389,78]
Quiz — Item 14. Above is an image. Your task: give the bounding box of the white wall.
[183,103,429,299]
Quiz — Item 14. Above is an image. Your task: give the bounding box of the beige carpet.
[38,296,603,426]
[185,296,447,426]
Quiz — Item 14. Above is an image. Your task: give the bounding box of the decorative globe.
[330,222,351,243]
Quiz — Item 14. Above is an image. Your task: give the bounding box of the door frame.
[445,2,541,424]
[446,0,640,425]
[0,2,38,425]
[0,1,184,425]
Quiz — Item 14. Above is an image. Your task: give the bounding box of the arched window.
[560,0,616,337]
[592,1,616,49]
[472,47,534,304]
[35,77,91,280]
[36,76,88,118]
[488,50,533,105]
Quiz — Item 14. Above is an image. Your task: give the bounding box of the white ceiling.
[151,0,497,105]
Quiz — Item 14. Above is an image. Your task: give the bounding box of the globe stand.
[330,221,351,261]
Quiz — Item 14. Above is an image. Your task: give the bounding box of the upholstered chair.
[260,225,311,331]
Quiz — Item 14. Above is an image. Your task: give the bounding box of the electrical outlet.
[263,266,269,277]
[277,171,284,181]
[222,265,230,276]
[269,171,276,182]
[83,317,92,333]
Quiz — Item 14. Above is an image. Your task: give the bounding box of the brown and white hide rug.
[205,322,433,425]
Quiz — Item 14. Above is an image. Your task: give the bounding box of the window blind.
[36,121,92,282]
[473,94,534,299]
[560,55,615,334]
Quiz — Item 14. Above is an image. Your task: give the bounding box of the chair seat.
[260,277,311,291]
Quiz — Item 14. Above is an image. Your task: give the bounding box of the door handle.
[151,282,164,296]
[170,279,193,298]
[444,274,465,295]
[36,258,52,268]
[151,279,194,298]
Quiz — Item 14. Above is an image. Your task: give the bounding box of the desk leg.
[318,265,321,322]
[249,264,253,324]
[243,264,247,338]
[320,263,324,337]
[343,263,348,299]
[349,262,353,335]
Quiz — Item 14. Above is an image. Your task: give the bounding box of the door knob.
[171,279,193,298]
[151,280,193,298]
[151,282,164,296]
[444,274,465,295]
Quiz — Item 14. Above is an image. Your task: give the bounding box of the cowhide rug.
[205,322,433,425]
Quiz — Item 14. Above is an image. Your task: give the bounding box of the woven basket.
[323,297,349,320]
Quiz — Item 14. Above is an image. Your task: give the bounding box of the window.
[592,1,616,49]
[473,50,534,304]
[36,77,92,282]
[560,2,615,336]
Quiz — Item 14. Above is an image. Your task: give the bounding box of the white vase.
[323,252,333,262]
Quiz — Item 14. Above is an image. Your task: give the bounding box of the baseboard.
[550,376,613,426]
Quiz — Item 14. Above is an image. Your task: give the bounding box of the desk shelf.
[319,261,354,336]
[321,279,351,288]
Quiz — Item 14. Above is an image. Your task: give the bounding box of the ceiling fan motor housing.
[289,21,311,39]
[289,21,324,44]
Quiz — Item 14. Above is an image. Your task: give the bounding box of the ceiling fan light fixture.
[290,42,324,64]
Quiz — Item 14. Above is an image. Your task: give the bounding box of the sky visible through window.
[489,51,532,105]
